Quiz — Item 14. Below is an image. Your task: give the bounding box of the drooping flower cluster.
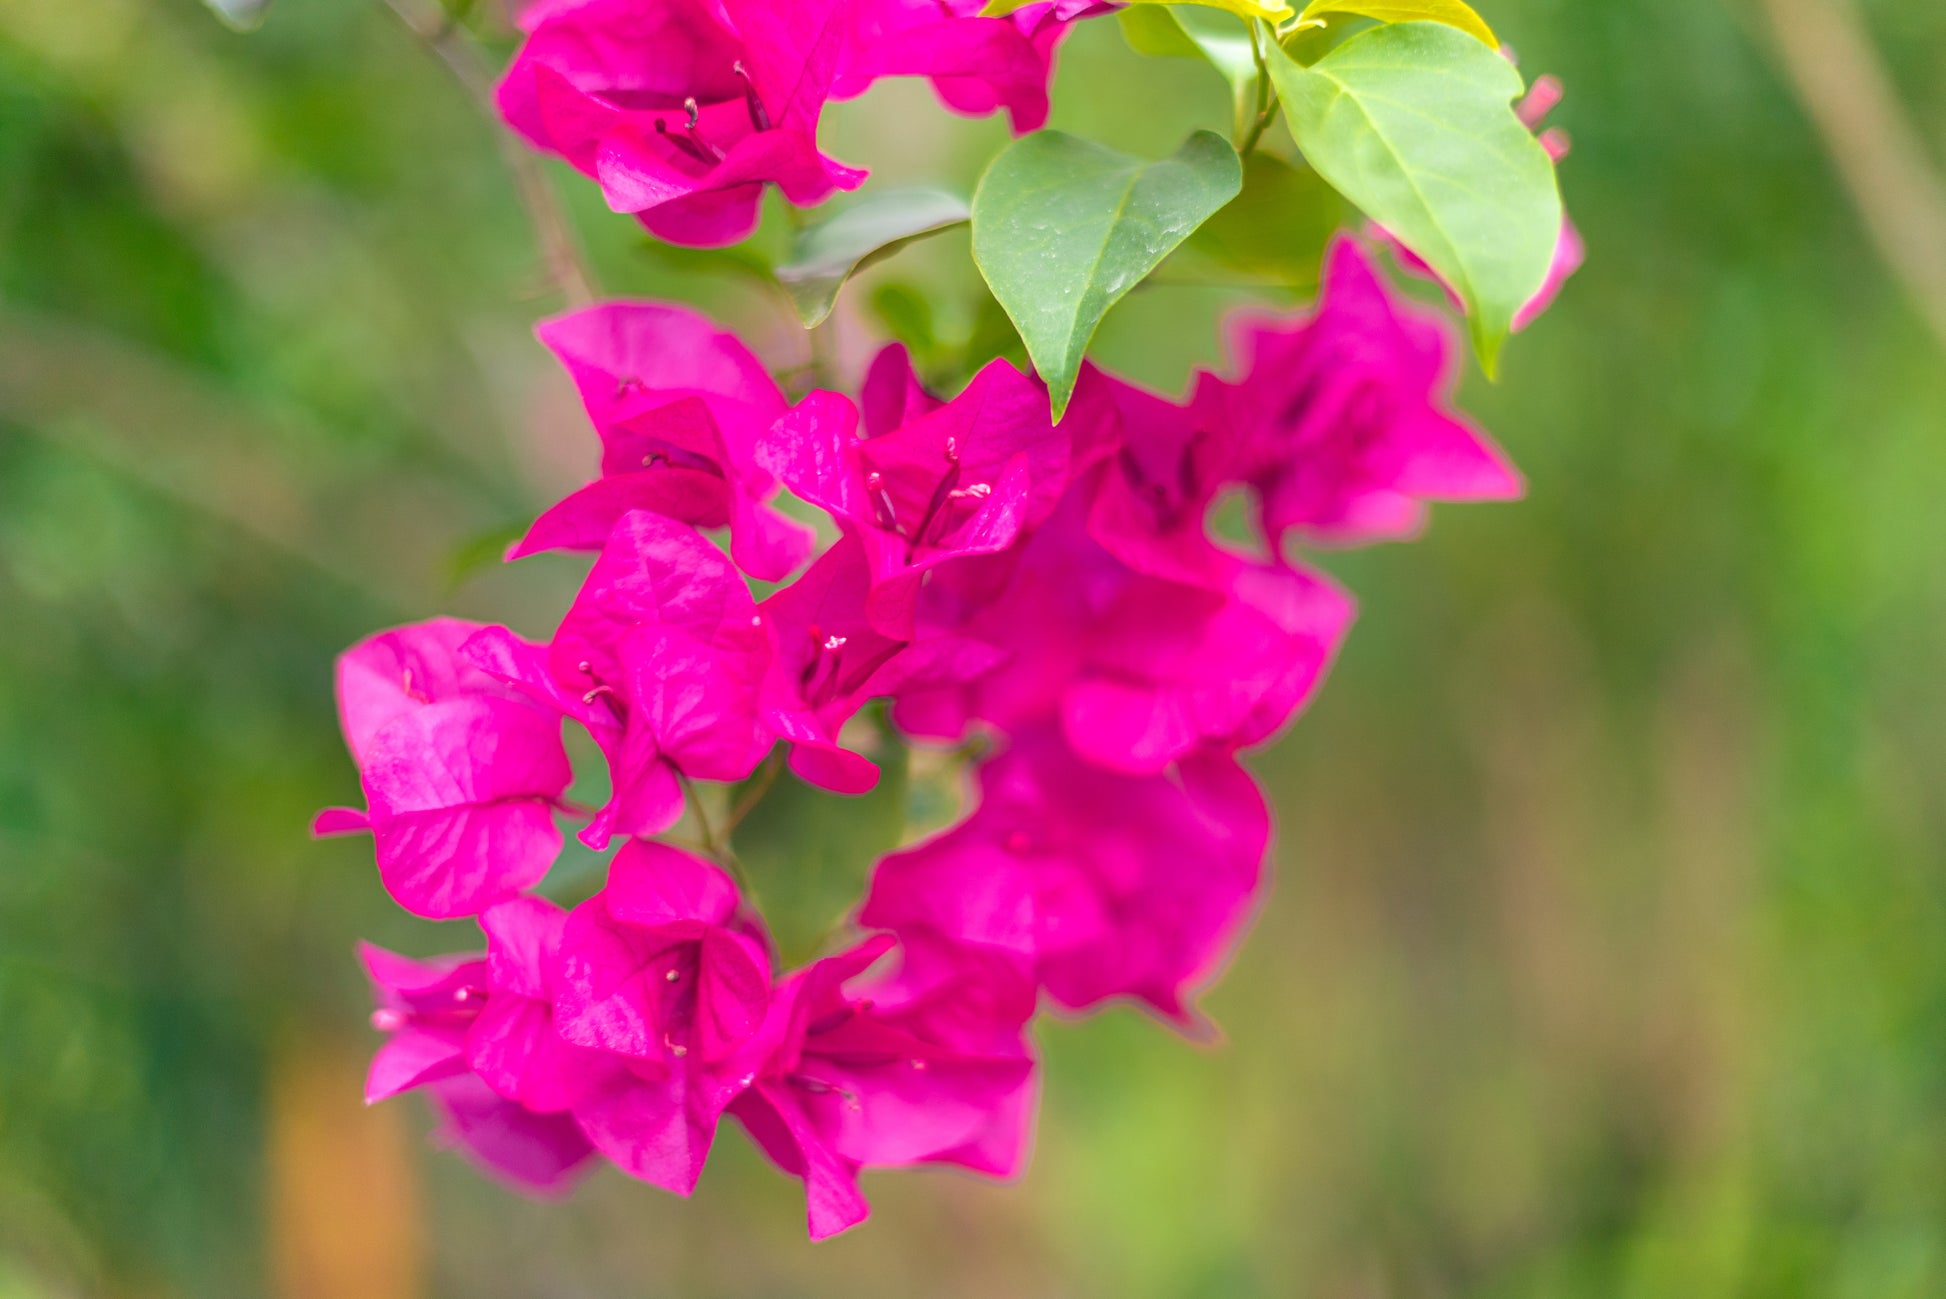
[319,235,1525,1236]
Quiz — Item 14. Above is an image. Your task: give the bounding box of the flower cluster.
[497,0,1112,245]
[319,234,1523,1236]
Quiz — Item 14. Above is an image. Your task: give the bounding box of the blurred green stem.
[380,0,595,307]
[1238,21,1278,158]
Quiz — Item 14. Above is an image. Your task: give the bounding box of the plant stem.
[1238,20,1278,158]
[379,0,595,307]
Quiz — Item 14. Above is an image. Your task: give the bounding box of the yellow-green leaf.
[1269,22,1558,372]
[1295,0,1497,48]
[991,0,1291,18]
[1125,0,1295,23]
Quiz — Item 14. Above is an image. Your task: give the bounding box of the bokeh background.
[6,0,1946,1294]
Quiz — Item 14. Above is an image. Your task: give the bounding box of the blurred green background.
[5,0,1946,1294]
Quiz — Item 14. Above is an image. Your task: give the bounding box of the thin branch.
[1238,20,1279,159]
[380,0,595,308]
[1753,0,1946,354]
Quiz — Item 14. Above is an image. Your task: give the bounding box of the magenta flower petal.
[569,1059,719,1194]
[357,697,571,918]
[554,841,771,1064]
[429,1075,597,1199]
[519,304,813,580]
[548,512,774,846]
[865,729,1270,1022]
[731,1086,872,1239]
[727,934,1035,1236]
[496,0,866,245]
[326,623,574,919]
[1222,236,1523,551]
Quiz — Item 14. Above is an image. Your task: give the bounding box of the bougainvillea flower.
[897,492,1354,772]
[764,359,1076,637]
[1060,552,1355,773]
[512,303,813,582]
[551,840,773,1193]
[496,0,866,245]
[833,0,1100,134]
[858,342,941,440]
[466,895,602,1114]
[864,728,1268,1023]
[726,933,1037,1238]
[314,619,572,919]
[758,533,1003,794]
[1078,364,1241,586]
[427,1075,602,1198]
[546,512,775,847]
[359,939,597,1196]
[1219,237,1523,549]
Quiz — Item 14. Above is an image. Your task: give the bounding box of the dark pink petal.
[865,729,1271,1022]
[537,302,784,431]
[480,895,569,1002]
[859,343,939,439]
[554,897,693,1061]
[466,995,589,1113]
[551,512,762,692]
[336,618,501,763]
[570,1058,718,1195]
[358,697,571,918]
[759,389,868,522]
[509,470,731,560]
[731,1085,870,1239]
[366,1029,470,1104]
[602,840,740,929]
[430,1075,596,1198]
[311,806,369,836]
[1223,236,1522,549]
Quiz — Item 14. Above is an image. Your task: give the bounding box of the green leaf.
[775,188,971,328]
[202,0,271,30]
[972,129,1242,417]
[1121,0,1294,22]
[1294,0,1498,49]
[1118,7,1262,139]
[1174,152,1343,287]
[1268,21,1560,372]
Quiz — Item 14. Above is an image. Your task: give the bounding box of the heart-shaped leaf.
[972,130,1242,417]
[776,188,971,328]
[1294,0,1497,48]
[1268,21,1560,372]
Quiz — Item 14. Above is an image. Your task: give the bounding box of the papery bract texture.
[497,0,865,245]
[763,355,1088,639]
[514,302,814,581]
[1216,237,1523,549]
[897,486,1355,773]
[359,934,599,1196]
[864,727,1269,1022]
[758,532,1004,794]
[545,511,774,847]
[316,619,572,919]
[553,840,773,1193]
[726,933,1036,1238]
